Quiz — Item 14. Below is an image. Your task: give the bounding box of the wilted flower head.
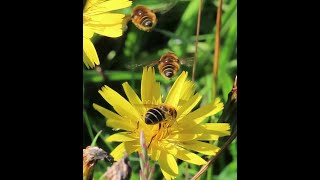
[83,0,132,68]
[93,67,230,179]
[104,153,131,180]
[83,146,113,180]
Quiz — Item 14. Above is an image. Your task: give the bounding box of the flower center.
[146,120,175,148]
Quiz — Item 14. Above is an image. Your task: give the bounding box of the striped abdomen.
[145,108,166,125]
[158,52,181,79]
[131,5,157,32]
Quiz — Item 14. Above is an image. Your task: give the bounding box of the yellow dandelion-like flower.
[83,0,132,68]
[93,67,230,179]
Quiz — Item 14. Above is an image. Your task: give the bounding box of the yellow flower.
[83,0,132,68]
[93,67,230,179]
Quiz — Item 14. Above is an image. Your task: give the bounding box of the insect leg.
[148,134,156,149]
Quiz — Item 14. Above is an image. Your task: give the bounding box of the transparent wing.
[152,0,180,14]
[132,103,158,110]
[180,57,194,67]
[126,59,159,70]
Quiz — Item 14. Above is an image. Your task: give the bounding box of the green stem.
[192,130,237,180]
[83,109,94,141]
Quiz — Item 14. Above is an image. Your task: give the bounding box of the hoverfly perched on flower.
[138,103,178,148]
[144,103,177,125]
[129,52,194,80]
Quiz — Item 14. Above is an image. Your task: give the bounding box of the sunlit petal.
[158,151,178,177]
[83,37,100,68]
[178,141,220,155]
[106,132,136,142]
[165,71,188,107]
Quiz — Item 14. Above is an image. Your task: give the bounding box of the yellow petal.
[177,93,201,119]
[110,143,126,161]
[122,82,151,132]
[89,0,132,13]
[110,140,139,161]
[178,99,224,129]
[141,67,161,104]
[178,141,220,155]
[98,85,141,121]
[165,71,188,107]
[154,82,161,104]
[124,140,140,154]
[158,151,178,177]
[83,26,94,38]
[122,82,145,116]
[87,13,124,25]
[84,0,103,12]
[179,80,196,102]
[150,144,161,161]
[194,133,221,141]
[106,132,136,142]
[171,125,221,141]
[202,123,231,136]
[93,24,123,38]
[161,168,175,180]
[166,133,204,142]
[106,119,135,131]
[83,50,94,68]
[174,147,207,165]
[83,37,100,68]
[93,103,135,131]
[161,143,207,165]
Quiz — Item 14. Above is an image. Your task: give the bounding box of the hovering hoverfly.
[130,52,194,79]
[123,0,179,32]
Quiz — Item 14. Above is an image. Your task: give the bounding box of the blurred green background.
[83,0,237,179]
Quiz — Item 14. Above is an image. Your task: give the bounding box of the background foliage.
[83,0,237,179]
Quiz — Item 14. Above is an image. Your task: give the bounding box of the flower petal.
[150,143,161,161]
[110,140,139,161]
[89,0,132,13]
[201,123,231,136]
[165,71,188,107]
[98,85,141,121]
[83,26,94,38]
[93,24,123,38]
[93,103,135,131]
[106,119,135,131]
[178,98,224,129]
[178,141,220,155]
[124,140,140,154]
[84,0,103,11]
[158,151,178,177]
[173,147,207,165]
[160,143,207,165]
[194,134,221,141]
[122,82,145,116]
[83,50,94,69]
[166,133,204,142]
[179,80,196,103]
[86,13,125,25]
[110,143,126,161]
[83,37,100,68]
[177,93,201,119]
[161,169,175,180]
[106,132,136,142]
[141,67,161,104]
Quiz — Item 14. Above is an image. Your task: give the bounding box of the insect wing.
[180,57,194,67]
[127,59,159,70]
